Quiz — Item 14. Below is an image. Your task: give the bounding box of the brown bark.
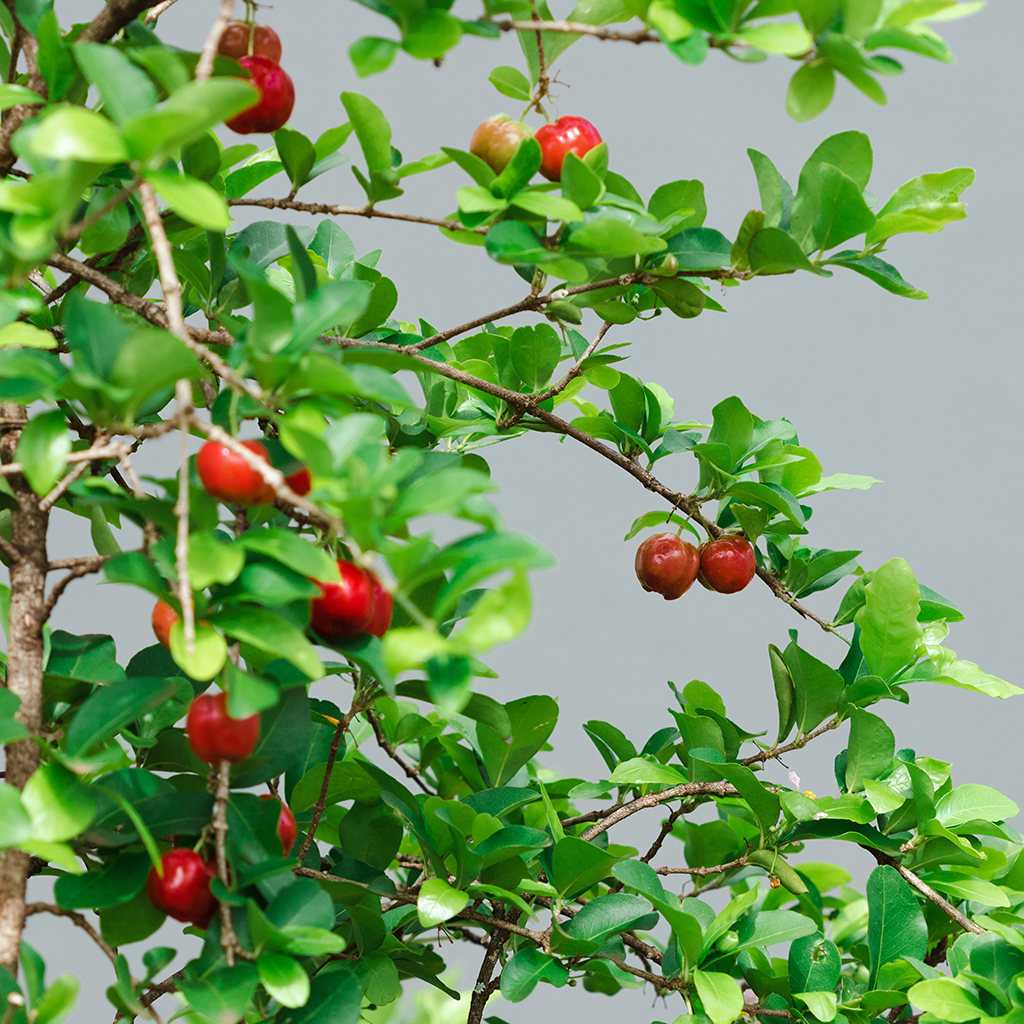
[0,401,48,977]
[77,0,162,43]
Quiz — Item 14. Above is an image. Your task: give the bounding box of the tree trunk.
[0,401,47,977]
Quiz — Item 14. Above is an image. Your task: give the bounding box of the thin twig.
[38,456,95,513]
[496,18,661,42]
[212,760,238,966]
[144,0,180,22]
[226,197,485,235]
[873,853,984,935]
[535,320,612,403]
[195,0,234,81]
[172,381,195,652]
[24,902,117,965]
[641,804,687,864]
[367,711,432,794]
[742,716,842,766]
[467,904,511,1024]
[655,854,749,877]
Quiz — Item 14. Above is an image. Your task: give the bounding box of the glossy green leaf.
[349,36,400,78]
[257,954,310,1009]
[22,762,95,842]
[855,558,922,680]
[500,948,568,1002]
[73,42,157,124]
[935,784,1019,828]
[787,63,836,121]
[906,978,983,1022]
[15,408,70,496]
[417,877,468,927]
[784,640,844,736]
[29,105,127,163]
[65,678,174,757]
[693,969,745,1024]
[845,709,895,791]
[866,865,927,985]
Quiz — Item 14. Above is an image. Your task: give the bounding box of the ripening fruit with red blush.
[261,794,297,854]
[226,55,295,135]
[186,692,260,765]
[217,21,282,62]
[196,439,274,505]
[364,571,393,638]
[146,848,217,924]
[152,600,178,649]
[310,561,375,638]
[635,533,700,600]
[535,116,603,182]
[698,536,757,594]
[469,114,535,174]
[284,466,312,496]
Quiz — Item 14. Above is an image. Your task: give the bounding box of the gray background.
[24,0,1024,1020]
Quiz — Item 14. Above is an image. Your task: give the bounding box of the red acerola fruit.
[186,692,260,765]
[469,114,535,175]
[310,561,376,638]
[698,536,757,594]
[364,571,393,639]
[226,55,295,135]
[635,533,700,600]
[217,21,282,62]
[152,600,178,649]
[260,794,297,854]
[146,848,217,924]
[535,116,603,182]
[196,439,275,506]
[284,466,312,496]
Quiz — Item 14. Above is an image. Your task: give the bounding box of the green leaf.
[417,877,468,927]
[739,22,814,53]
[257,954,309,1009]
[845,709,896,791]
[747,148,794,230]
[665,228,732,270]
[623,510,698,541]
[273,127,316,194]
[726,481,805,526]
[736,911,817,952]
[563,893,653,943]
[178,963,258,1024]
[568,218,667,258]
[854,558,923,680]
[648,179,706,228]
[456,569,531,655]
[547,835,619,898]
[0,783,33,847]
[806,163,877,251]
[169,621,227,682]
[340,91,394,175]
[22,762,95,842]
[65,678,174,757]
[748,227,822,274]
[795,991,838,1022]
[29,105,128,164]
[73,42,156,124]
[15,408,69,496]
[789,932,842,993]
[349,36,399,78]
[510,323,561,391]
[784,640,844,735]
[402,10,462,60]
[54,851,149,910]
[693,969,745,1024]
[926,873,1010,908]
[866,864,927,985]
[650,278,706,318]
[935,784,1019,828]
[500,948,568,1002]
[33,974,78,1024]
[187,531,245,589]
[609,757,686,786]
[787,63,836,121]
[489,65,532,100]
[826,251,927,299]
[209,605,323,680]
[478,694,558,786]
[510,190,582,221]
[561,151,602,210]
[906,978,983,1023]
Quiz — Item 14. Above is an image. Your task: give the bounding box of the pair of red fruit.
[470,114,603,182]
[195,438,310,507]
[218,21,294,135]
[636,533,757,600]
[145,691,297,925]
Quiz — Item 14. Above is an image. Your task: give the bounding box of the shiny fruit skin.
[226,56,295,135]
[186,692,260,765]
[284,466,312,496]
[217,21,282,62]
[698,536,757,594]
[196,439,273,505]
[261,794,297,854]
[469,115,535,175]
[152,600,178,649]
[310,561,375,638]
[364,571,393,638]
[146,849,217,924]
[635,533,700,600]
[535,116,602,182]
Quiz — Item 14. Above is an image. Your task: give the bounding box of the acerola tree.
[0,2,1015,1024]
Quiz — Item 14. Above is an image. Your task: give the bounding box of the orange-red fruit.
[635,533,700,600]
[152,600,178,649]
[186,692,261,765]
[226,55,295,135]
[217,21,282,62]
[196,439,274,506]
[535,116,602,182]
[698,536,757,594]
[310,561,376,638]
[260,794,297,854]
[364,571,393,639]
[146,848,217,924]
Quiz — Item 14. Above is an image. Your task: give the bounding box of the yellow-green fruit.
[469,114,536,174]
[746,848,809,895]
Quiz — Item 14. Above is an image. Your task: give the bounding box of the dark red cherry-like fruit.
[698,536,757,594]
[535,116,602,182]
[227,55,295,135]
[635,533,700,600]
[364,571,393,638]
[146,848,217,924]
[196,439,274,505]
[217,21,282,62]
[260,794,297,854]
[284,466,312,496]
[186,692,260,765]
[310,560,376,638]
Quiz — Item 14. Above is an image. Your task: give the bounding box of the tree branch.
[496,17,661,42]
[78,0,163,43]
[872,852,984,935]
[24,902,117,965]
[467,904,511,1024]
[366,710,433,794]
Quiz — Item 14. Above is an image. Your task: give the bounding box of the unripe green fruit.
[746,848,808,895]
[469,115,535,175]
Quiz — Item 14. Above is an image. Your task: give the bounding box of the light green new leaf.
[0,783,33,848]
[739,23,814,54]
[906,978,983,1022]
[29,105,128,164]
[693,969,745,1024]
[845,709,896,792]
[417,877,468,927]
[146,171,231,231]
[457,570,531,654]
[796,991,838,1022]
[935,784,1019,828]
[257,954,310,1009]
[15,409,70,497]
[609,757,686,786]
[22,762,96,842]
[855,558,922,680]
